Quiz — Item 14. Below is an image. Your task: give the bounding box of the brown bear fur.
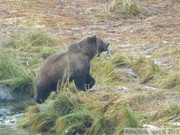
[34,35,110,103]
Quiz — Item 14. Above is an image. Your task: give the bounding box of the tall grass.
[0,31,57,94]
[56,108,93,134]
[91,58,117,88]
[0,31,57,57]
[0,52,36,93]
[17,90,142,134]
[92,54,133,88]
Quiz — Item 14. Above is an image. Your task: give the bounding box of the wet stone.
[0,84,14,102]
[2,113,23,125]
[141,45,160,54]
[118,44,133,48]
[125,69,138,78]
[175,42,180,46]
[0,109,10,116]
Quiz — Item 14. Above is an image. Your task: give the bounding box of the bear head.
[68,35,110,59]
[96,37,110,57]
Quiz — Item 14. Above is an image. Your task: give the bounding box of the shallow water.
[0,102,53,135]
[0,125,29,135]
[0,84,49,135]
[0,125,53,135]
[0,102,28,135]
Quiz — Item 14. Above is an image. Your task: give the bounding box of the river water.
[0,102,30,135]
[0,102,54,135]
[0,84,41,135]
[0,125,29,135]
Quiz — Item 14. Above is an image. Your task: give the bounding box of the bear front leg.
[74,75,87,91]
[34,83,53,104]
[85,74,95,89]
[34,89,49,104]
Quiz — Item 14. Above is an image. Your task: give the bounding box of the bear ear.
[87,35,97,44]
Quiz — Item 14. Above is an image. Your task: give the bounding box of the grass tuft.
[131,56,164,83]
[123,107,141,127]
[50,91,80,116]
[111,53,132,67]
[55,108,93,134]
[150,104,180,126]
[110,0,143,18]
[160,72,180,91]
[0,38,18,48]
[92,58,117,88]
[23,31,56,47]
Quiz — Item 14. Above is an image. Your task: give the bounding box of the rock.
[0,84,33,102]
[143,124,160,134]
[141,45,160,54]
[107,46,111,57]
[173,122,180,127]
[0,84,14,102]
[175,42,180,46]
[11,113,23,119]
[1,113,23,125]
[162,40,168,44]
[154,59,167,66]
[0,108,10,116]
[115,86,128,91]
[118,44,133,48]
[125,69,138,78]
[143,86,158,90]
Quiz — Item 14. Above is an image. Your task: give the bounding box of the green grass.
[111,53,132,67]
[92,58,117,88]
[17,90,143,134]
[0,52,36,93]
[0,31,57,56]
[55,108,93,134]
[23,31,56,47]
[0,31,58,94]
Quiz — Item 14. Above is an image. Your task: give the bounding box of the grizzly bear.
[34,35,110,103]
